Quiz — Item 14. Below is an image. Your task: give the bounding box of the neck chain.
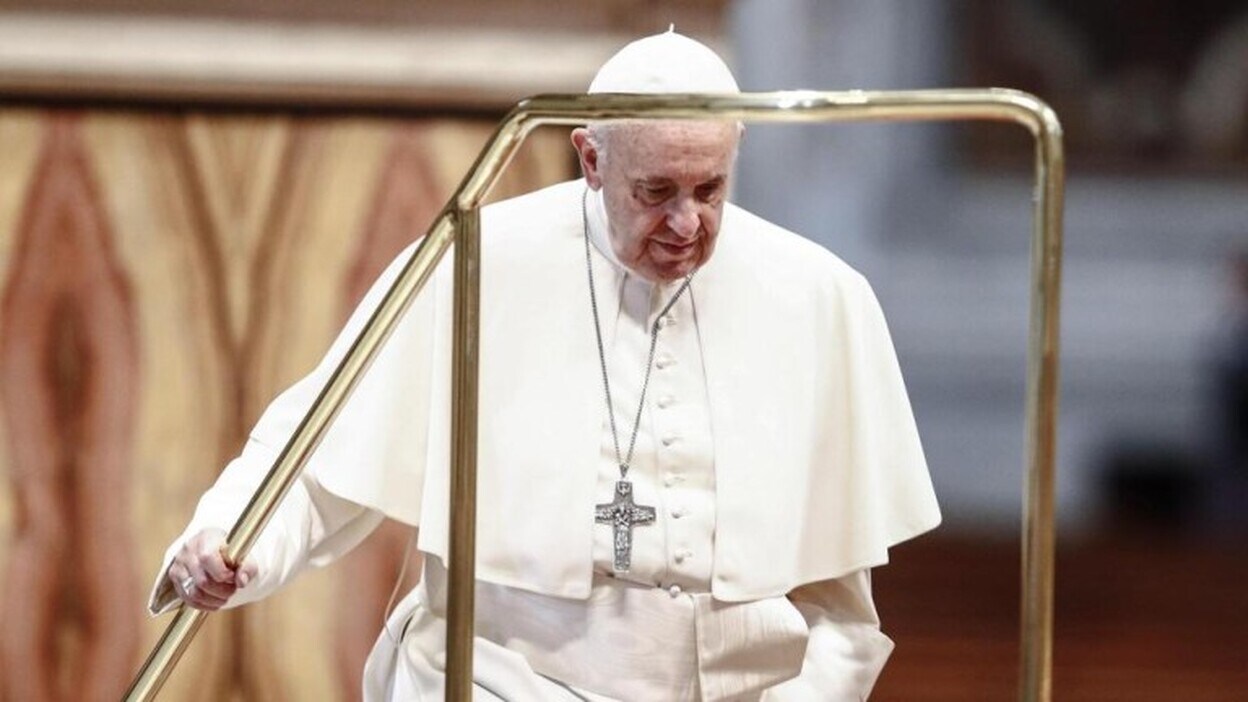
[583,188,694,480]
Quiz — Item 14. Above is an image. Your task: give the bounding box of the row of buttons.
[654,322,678,488]
[656,312,694,602]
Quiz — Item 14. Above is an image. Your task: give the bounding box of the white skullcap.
[588,28,739,94]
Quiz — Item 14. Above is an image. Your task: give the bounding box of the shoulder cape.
[242,179,940,601]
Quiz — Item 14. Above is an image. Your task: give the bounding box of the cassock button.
[661,435,677,447]
[656,354,675,369]
[660,314,676,328]
[662,473,677,487]
[668,584,683,598]
[674,550,691,563]
[671,507,686,519]
[657,395,675,409]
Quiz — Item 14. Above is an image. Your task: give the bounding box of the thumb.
[237,558,260,589]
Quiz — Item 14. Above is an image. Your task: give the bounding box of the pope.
[152,29,940,701]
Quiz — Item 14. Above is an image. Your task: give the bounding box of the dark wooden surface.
[873,532,1248,701]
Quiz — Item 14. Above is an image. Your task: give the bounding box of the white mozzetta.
[226,178,942,600]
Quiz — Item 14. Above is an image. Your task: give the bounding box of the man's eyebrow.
[635,178,675,189]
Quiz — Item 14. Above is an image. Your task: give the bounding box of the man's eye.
[695,184,723,202]
[637,184,672,203]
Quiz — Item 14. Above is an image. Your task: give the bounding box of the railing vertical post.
[446,206,482,700]
[1019,114,1065,702]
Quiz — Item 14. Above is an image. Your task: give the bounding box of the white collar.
[585,186,629,274]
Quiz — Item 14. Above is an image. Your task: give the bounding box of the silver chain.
[583,188,694,480]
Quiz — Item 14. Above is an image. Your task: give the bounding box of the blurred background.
[0,1,1244,700]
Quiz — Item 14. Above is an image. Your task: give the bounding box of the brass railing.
[125,90,1065,702]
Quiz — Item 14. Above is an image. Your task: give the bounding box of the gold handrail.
[124,89,1064,702]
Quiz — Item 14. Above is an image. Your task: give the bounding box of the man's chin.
[650,260,698,283]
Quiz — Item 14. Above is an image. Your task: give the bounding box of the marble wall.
[0,107,571,700]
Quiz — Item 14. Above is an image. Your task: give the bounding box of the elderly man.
[153,30,939,700]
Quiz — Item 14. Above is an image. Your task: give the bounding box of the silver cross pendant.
[594,479,656,573]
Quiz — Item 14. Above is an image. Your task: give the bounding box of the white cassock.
[150,179,941,700]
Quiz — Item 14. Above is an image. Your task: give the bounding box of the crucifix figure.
[595,479,656,572]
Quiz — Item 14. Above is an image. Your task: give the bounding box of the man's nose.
[666,199,700,239]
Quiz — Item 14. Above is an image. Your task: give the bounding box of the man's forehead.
[606,119,739,144]
[605,121,739,179]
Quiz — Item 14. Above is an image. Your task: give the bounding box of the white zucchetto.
[588,28,740,94]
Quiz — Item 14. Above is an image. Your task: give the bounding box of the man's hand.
[165,528,259,611]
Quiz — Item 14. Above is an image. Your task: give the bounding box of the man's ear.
[570,128,603,190]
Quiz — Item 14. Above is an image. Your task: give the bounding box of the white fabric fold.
[693,593,810,700]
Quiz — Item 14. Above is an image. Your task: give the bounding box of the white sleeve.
[147,435,385,615]
[147,243,432,615]
[763,570,895,701]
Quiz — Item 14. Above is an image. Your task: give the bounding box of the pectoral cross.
[595,479,656,572]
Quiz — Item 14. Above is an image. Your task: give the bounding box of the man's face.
[573,121,739,283]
